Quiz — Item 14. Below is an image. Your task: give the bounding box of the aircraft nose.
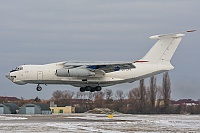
[5,73,11,80]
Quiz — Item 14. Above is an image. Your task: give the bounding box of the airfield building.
[19,103,51,114]
[50,106,75,114]
[0,103,19,114]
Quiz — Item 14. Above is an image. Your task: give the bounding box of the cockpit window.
[10,66,23,72]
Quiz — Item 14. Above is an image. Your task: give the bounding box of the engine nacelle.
[56,68,95,77]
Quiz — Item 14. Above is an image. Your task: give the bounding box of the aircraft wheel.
[90,87,96,92]
[84,86,91,91]
[80,87,85,92]
[36,85,42,91]
[95,86,102,91]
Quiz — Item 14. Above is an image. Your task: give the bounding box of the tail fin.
[141,33,185,63]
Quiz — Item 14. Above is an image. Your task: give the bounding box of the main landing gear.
[36,84,42,91]
[80,86,102,92]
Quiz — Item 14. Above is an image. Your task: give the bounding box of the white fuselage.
[6,61,173,88]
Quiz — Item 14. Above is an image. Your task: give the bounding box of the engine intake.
[56,68,95,77]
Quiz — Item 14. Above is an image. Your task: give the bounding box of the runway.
[0,114,200,133]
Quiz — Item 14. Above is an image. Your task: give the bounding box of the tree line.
[51,72,200,114]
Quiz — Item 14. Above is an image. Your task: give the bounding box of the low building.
[0,96,20,103]
[0,96,20,106]
[19,103,51,114]
[50,106,75,114]
[0,103,19,114]
[172,99,199,106]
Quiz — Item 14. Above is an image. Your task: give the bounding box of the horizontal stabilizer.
[149,33,185,40]
[141,32,186,63]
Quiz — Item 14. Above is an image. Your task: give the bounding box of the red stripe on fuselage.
[134,60,149,63]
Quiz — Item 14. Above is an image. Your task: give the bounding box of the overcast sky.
[0,0,199,100]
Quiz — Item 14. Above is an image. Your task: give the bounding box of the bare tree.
[128,88,140,100]
[62,90,75,99]
[113,90,125,112]
[156,86,163,108]
[75,91,83,99]
[128,88,141,113]
[162,72,171,111]
[94,91,105,108]
[104,89,113,102]
[139,79,146,113]
[149,76,157,109]
[52,90,63,100]
[83,92,88,99]
[115,90,125,100]
[88,92,95,101]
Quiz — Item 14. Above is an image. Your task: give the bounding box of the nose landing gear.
[36,84,42,91]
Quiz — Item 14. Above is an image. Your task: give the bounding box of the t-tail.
[133,30,196,74]
[142,33,184,63]
[139,30,196,64]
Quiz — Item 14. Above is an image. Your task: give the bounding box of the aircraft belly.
[60,76,125,87]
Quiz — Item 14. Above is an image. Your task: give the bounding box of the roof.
[0,103,6,107]
[35,103,51,111]
[172,99,199,105]
[0,96,20,102]
[4,103,19,114]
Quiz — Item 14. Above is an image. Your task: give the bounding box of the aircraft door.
[37,71,43,80]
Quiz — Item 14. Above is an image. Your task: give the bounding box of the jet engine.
[56,68,95,77]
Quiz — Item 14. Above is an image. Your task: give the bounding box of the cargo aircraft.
[6,31,194,92]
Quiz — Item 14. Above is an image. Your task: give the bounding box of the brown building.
[172,99,199,106]
[0,96,20,106]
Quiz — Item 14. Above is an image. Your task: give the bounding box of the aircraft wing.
[63,61,135,73]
